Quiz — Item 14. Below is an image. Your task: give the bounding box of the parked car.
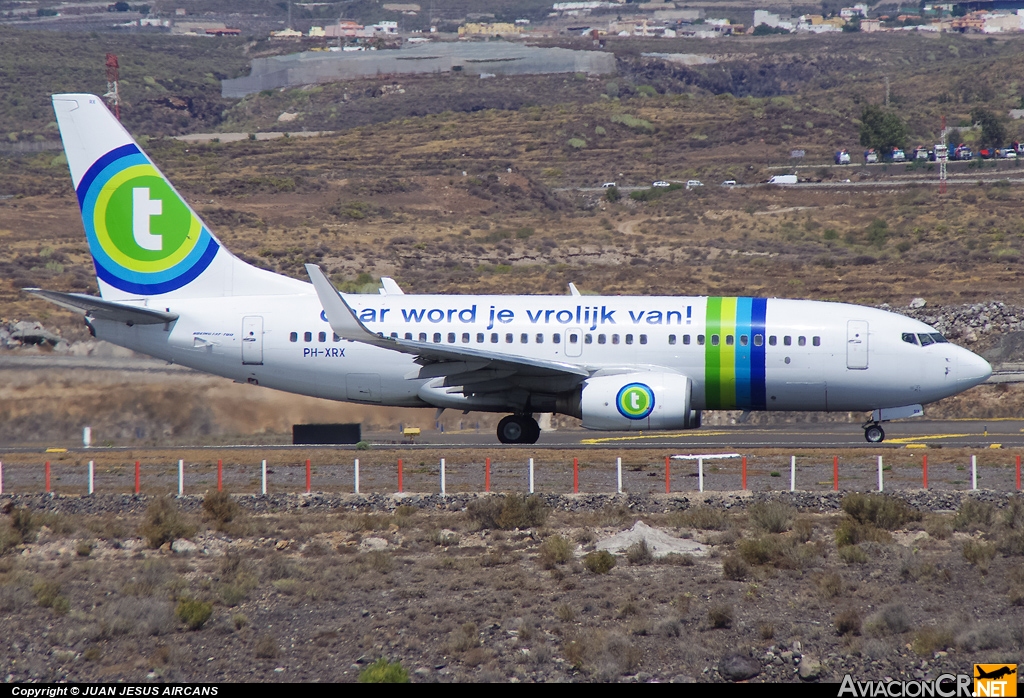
[1014,141,1024,155]
[721,179,738,187]
[766,174,798,185]
[979,147,996,159]
[602,182,617,188]
[864,149,879,164]
[652,180,671,187]
[999,148,1017,160]
[913,146,929,160]
[890,147,906,163]
[834,149,851,165]
[685,179,703,190]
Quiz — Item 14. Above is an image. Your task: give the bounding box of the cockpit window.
[918,333,935,347]
[902,333,919,345]
[930,333,948,343]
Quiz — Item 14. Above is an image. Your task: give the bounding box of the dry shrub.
[737,534,813,569]
[722,554,749,581]
[555,604,577,622]
[140,497,195,549]
[815,570,843,599]
[365,550,393,574]
[956,625,1008,652]
[924,514,953,540]
[202,489,240,531]
[175,597,213,631]
[467,494,548,530]
[835,517,891,548]
[658,552,695,566]
[708,604,733,629]
[841,494,919,530]
[254,633,279,659]
[865,604,912,637]
[537,535,573,569]
[749,501,795,533]
[448,622,480,652]
[625,539,653,566]
[563,629,640,677]
[793,517,815,543]
[675,505,728,530]
[912,626,954,656]
[838,544,869,564]
[102,597,176,637]
[962,539,997,568]
[583,550,615,574]
[952,499,994,532]
[835,608,861,636]
[997,499,1024,555]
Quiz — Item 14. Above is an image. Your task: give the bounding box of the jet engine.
[579,372,700,431]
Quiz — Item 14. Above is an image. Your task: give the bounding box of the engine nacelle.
[580,372,700,431]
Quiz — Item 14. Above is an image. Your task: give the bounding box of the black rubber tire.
[497,415,525,444]
[864,424,885,443]
[523,417,541,444]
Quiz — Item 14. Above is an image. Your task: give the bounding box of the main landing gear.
[863,422,885,444]
[497,414,541,444]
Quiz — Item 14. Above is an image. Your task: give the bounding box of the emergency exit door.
[242,316,264,365]
[847,320,868,370]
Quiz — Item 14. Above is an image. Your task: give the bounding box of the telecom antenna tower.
[938,115,948,195]
[104,53,121,121]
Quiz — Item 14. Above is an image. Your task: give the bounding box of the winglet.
[305,264,388,345]
[568,283,581,297]
[380,277,404,295]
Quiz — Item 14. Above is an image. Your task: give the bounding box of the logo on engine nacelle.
[616,382,655,420]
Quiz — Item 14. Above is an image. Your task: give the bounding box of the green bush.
[835,517,891,547]
[838,545,869,564]
[538,534,573,568]
[748,501,794,533]
[359,658,409,683]
[140,496,195,548]
[175,597,213,630]
[625,540,653,566]
[953,499,994,532]
[610,113,654,133]
[583,550,616,574]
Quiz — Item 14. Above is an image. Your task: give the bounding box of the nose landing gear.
[497,414,541,444]
[863,423,885,443]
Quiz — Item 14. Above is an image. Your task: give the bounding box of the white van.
[767,174,798,185]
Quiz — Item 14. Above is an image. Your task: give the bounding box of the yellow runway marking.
[580,431,733,444]
[886,433,976,444]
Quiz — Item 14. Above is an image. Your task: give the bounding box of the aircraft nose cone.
[958,350,992,389]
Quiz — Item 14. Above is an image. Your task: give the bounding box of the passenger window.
[304,332,312,342]
[798,336,806,347]
[625,334,634,345]
[639,335,647,345]
[725,335,734,346]
[433,333,442,343]
[334,333,341,342]
[419,332,427,342]
[683,335,691,345]
[318,332,327,342]
[521,333,528,344]
[711,335,719,346]
[462,333,470,343]
[598,334,607,344]
[918,333,935,347]
[769,336,777,346]
[506,333,514,344]
[536,333,544,344]
[491,333,499,343]
[754,334,763,347]
[289,332,297,342]
[405,332,413,340]
[569,333,579,344]
[783,336,792,346]
[697,335,705,345]
[447,332,456,343]
[584,334,593,344]
[612,334,620,345]
[740,335,748,346]
[812,336,821,347]
[553,333,561,343]
[390,332,398,338]
[668,335,676,345]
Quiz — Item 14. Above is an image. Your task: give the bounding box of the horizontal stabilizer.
[24,288,179,325]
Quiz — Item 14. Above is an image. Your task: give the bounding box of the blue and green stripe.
[705,297,767,409]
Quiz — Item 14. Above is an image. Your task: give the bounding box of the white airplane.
[31,93,992,445]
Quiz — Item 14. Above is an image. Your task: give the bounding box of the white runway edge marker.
[616,457,622,494]
[440,458,446,496]
[529,458,535,494]
[791,455,796,492]
[972,455,977,491]
[670,454,740,493]
[262,459,268,495]
[178,459,184,496]
[878,455,884,492]
[354,458,360,495]
[88,460,95,495]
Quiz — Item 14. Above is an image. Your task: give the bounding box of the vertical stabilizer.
[52,93,305,300]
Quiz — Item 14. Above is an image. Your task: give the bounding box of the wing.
[305,264,589,401]
[24,288,179,325]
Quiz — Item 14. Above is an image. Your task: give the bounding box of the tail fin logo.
[77,144,219,295]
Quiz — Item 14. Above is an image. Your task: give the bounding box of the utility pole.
[884,76,890,107]
[103,53,120,121]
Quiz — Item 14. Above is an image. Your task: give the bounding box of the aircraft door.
[241,316,264,365]
[847,320,868,370]
[565,328,583,358]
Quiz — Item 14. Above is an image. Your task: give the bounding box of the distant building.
[458,22,523,37]
[382,3,420,11]
[270,28,303,39]
[861,18,883,31]
[309,26,325,37]
[324,21,363,38]
[840,4,868,19]
[207,27,240,36]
